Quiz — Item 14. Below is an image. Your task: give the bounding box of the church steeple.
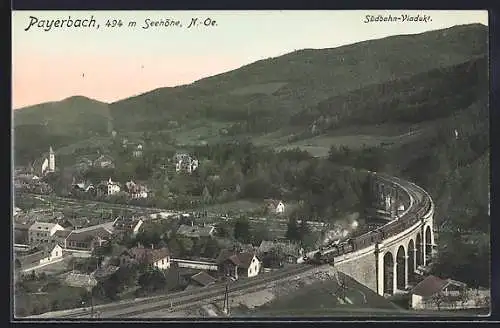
[48,146,55,172]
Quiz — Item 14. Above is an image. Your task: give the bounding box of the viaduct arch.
[334,173,436,296]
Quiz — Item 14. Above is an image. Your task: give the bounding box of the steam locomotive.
[304,178,431,266]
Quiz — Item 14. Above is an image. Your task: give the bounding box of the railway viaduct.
[334,173,436,296]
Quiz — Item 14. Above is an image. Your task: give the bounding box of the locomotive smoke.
[322,212,360,246]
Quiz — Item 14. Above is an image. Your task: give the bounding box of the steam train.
[304,178,431,266]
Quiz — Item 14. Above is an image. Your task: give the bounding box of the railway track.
[22,172,434,319]
[55,264,314,318]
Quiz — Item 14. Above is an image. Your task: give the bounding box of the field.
[196,199,264,215]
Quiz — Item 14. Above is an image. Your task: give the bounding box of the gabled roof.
[54,229,72,238]
[264,199,284,207]
[150,248,170,263]
[237,252,258,269]
[123,247,170,265]
[29,222,58,231]
[216,249,241,265]
[411,275,448,297]
[190,271,217,287]
[66,231,95,242]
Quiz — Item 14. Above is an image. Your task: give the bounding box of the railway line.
[22,172,434,319]
[46,264,314,318]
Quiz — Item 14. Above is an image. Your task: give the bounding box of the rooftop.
[411,275,448,297]
[190,271,217,287]
[29,222,59,231]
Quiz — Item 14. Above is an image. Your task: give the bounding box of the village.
[13,143,489,316]
[13,143,313,316]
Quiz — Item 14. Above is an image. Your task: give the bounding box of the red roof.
[411,275,448,297]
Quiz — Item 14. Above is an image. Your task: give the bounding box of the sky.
[12,10,488,109]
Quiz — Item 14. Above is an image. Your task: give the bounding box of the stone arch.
[396,245,406,291]
[407,239,415,283]
[415,232,423,267]
[425,225,433,264]
[383,251,394,295]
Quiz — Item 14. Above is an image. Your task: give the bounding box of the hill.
[13,24,487,164]
[107,23,487,133]
[14,96,113,164]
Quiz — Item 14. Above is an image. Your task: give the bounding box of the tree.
[431,292,444,310]
[138,268,166,292]
[215,223,230,238]
[285,217,300,242]
[459,288,470,308]
[177,237,194,256]
[234,217,251,243]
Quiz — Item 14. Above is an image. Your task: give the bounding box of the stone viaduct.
[334,172,436,296]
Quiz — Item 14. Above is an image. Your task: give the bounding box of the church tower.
[48,146,55,172]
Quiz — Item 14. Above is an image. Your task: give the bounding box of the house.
[264,199,285,214]
[132,144,143,158]
[124,180,149,199]
[176,224,216,239]
[258,240,302,266]
[174,153,199,174]
[72,180,95,193]
[28,222,65,245]
[97,178,121,196]
[65,227,113,251]
[52,229,72,246]
[217,250,261,280]
[120,246,171,270]
[409,275,469,310]
[113,217,144,236]
[189,271,217,288]
[31,146,56,176]
[16,244,64,270]
[93,154,115,169]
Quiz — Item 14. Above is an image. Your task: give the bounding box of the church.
[31,146,56,176]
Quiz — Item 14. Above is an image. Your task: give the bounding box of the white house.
[98,178,121,196]
[28,222,65,245]
[120,246,171,270]
[409,275,475,310]
[239,253,261,278]
[125,180,149,199]
[265,199,285,214]
[174,153,199,174]
[151,248,171,270]
[132,144,143,158]
[39,244,64,264]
